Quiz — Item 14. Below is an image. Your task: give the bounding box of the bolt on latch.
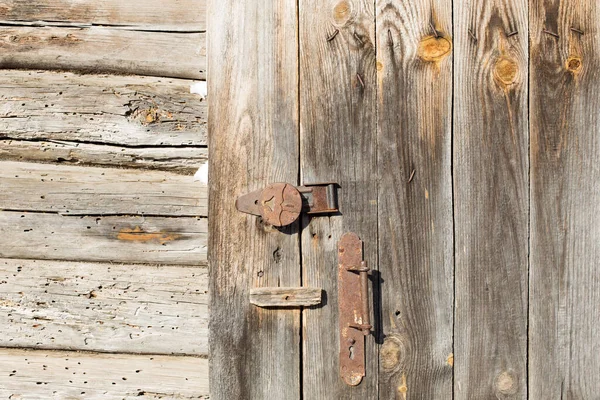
[338,232,372,386]
[235,182,339,227]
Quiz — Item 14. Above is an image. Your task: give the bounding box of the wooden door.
[209,0,600,399]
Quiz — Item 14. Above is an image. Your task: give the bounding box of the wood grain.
[454,1,529,398]
[0,348,209,399]
[0,212,207,266]
[0,0,206,32]
[208,0,301,399]
[376,1,454,398]
[0,70,207,146]
[0,161,206,217]
[249,287,322,307]
[0,139,207,173]
[299,0,378,397]
[0,27,205,79]
[0,259,208,355]
[529,1,600,398]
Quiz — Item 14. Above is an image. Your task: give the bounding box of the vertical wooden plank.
[454,0,529,398]
[530,1,600,397]
[208,1,300,399]
[299,0,377,398]
[376,1,454,398]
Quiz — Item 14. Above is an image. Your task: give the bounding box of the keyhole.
[348,345,355,360]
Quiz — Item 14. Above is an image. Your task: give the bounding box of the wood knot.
[417,36,452,62]
[494,57,519,86]
[381,336,402,370]
[566,56,582,73]
[332,0,352,26]
[495,371,518,395]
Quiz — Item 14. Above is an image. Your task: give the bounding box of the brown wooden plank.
[529,2,600,398]
[0,212,207,266]
[0,259,208,355]
[0,70,206,146]
[0,139,207,173]
[376,1,454,398]
[208,0,300,399]
[249,287,322,308]
[0,27,205,79]
[0,348,209,399]
[0,0,205,32]
[454,1,529,398]
[299,0,377,397]
[0,161,206,216]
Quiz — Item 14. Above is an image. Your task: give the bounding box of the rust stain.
[447,353,454,367]
[333,0,352,26]
[494,57,519,86]
[418,36,452,62]
[566,56,582,74]
[117,226,180,244]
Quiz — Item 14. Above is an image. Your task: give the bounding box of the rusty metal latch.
[338,232,372,386]
[235,182,338,227]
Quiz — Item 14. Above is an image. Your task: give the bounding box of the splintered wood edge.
[249,287,322,307]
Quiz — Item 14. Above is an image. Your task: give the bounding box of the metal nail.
[356,73,365,89]
[570,27,584,35]
[468,28,477,42]
[430,22,439,38]
[327,29,339,42]
[353,32,363,45]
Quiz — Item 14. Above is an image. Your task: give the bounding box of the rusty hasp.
[236,182,338,227]
[338,232,372,386]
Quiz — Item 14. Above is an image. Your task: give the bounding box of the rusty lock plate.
[338,232,371,386]
[236,182,338,227]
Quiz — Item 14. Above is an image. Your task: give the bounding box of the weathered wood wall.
[0,1,208,398]
[210,0,600,399]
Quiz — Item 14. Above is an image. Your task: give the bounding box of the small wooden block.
[249,287,322,307]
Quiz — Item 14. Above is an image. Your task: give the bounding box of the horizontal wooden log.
[249,287,322,307]
[0,0,206,32]
[0,27,205,79]
[0,212,207,266]
[0,70,207,146]
[0,348,209,399]
[0,259,207,355]
[0,139,207,173]
[0,161,206,216]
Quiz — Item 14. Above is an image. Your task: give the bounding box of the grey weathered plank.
[529,2,600,398]
[376,1,454,398]
[299,0,377,397]
[0,70,207,146]
[0,348,209,399]
[454,1,529,398]
[0,212,207,266]
[208,0,300,399]
[0,139,207,173]
[249,287,322,307]
[0,161,206,216]
[0,259,208,355]
[0,0,206,32]
[0,27,205,79]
